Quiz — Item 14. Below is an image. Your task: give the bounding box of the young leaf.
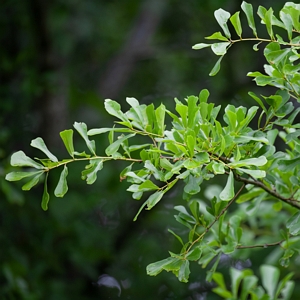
[146,191,164,210]
[214,8,231,38]
[199,89,210,103]
[219,170,234,201]
[241,1,257,36]
[30,137,58,162]
[41,173,50,211]
[10,151,44,169]
[54,165,68,197]
[230,11,242,37]
[73,122,96,155]
[60,129,75,157]
[205,32,229,41]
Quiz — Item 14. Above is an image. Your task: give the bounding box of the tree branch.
[234,173,300,210]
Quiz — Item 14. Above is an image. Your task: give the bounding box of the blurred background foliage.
[0,0,297,299]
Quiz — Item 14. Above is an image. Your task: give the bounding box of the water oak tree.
[6,2,300,299]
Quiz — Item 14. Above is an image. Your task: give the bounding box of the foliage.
[5,1,300,298]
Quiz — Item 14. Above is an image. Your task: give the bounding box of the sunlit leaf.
[205,32,229,41]
[214,8,231,38]
[211,42,230,56]
[230,11,242,37]
[60,129,75,157]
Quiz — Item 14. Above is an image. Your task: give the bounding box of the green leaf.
[146,191,164,210]
[146,257,179,276]
[138,180,159,192]
[214,8,231,38]
[248,92,267,113]
[104,99,130,124]
[237,168,266,178]
[241,1,257,37]
[88,127,132,135]
[230,11,242,37]
[178,260,190,283]
[30,137,58,162]
[186,247,202,261]
[5,170,43,182]
[73,122,96,155]
[286,211,300,235]
[155,104,166,136]
[192,43,211,50]
[168,229,184,246]
[209,56,224,76]
[60,129,75,157]
[41,172,50,211]
[260,265,279,299]
[199,89,210,103]
[219,170,234,201]
[205,31,229,41]
[54,165,68,197]
[10,151,44,169]
[228,156,267,168]
[211,42,230,56]
[105,133,136,156]
[184,175,201,195]
[82,159,104,185]
[280,11,293,40]
[22,172,43,191]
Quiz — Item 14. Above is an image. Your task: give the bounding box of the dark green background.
[1,0,296,299]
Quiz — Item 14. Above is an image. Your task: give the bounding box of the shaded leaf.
[54,165,68,197]
[22,173,43,191]
[41,173,50,211]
